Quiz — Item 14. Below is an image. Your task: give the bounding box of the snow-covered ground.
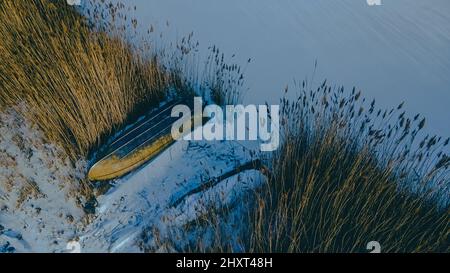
[0,108,86,252]
[80,138,263,252]
[78,114,264,252]
[105,0,450,137]
[0,109,264,252]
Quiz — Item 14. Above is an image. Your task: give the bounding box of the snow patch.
[0,108,86,253]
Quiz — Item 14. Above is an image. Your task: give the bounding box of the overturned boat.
[88,99,204,181]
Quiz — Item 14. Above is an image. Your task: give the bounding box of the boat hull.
[88,99,203,181]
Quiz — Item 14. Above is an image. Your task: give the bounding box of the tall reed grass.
[0,0,178,161]
[246,82,449,252]
[168,82,449,253]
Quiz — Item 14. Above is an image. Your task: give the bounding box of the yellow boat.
[88,99,203,181]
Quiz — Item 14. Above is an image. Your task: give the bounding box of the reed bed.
[171,83,449,253]
[0,0,178,161]
[245,82,449,252]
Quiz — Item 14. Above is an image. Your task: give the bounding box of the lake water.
[94,0,450,137]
